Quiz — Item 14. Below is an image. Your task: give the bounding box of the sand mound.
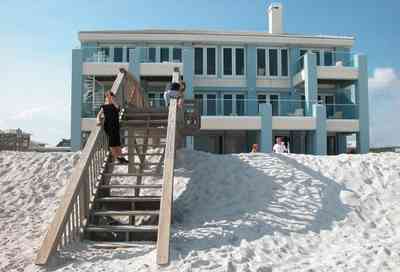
[1,150,400,271]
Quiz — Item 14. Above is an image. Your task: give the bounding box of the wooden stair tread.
[89,241,156,248]
[86,225,158,232]
[96,196,161,202]
[100,184,163,189]
[103,173,163,177]
[93,210,159,216]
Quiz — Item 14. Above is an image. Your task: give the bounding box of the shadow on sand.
[171,152,350,260]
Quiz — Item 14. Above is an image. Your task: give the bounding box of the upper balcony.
[81,47,183,77]
[293,52,359,87]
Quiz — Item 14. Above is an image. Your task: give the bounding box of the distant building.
[0,129,31,151]
[56,138,71,147]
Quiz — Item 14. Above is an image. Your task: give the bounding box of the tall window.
[207,48,216,75]
[281,49,288,76]
[194,47,216,76]
[257,94,279,116]
[126,47,135,62]
[113,47,123,62]
[194,48,203,75]
[148,47,156,63]
[223,47,245,76]
[173,48,182,62]
[269,49,278,76]
[160,47,170,62]
[195,94,204,115]
[257,49,266,76]
[312,50,321,66]
[98,47,110,62]
[223,48,233,75]
[206,94,217,116]
[324,51,333,66]
[235,48,245,75]
[223,94,246,116]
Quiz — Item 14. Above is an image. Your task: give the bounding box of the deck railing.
[35,70,130,265]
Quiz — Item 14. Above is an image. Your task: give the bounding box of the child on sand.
[97,91,129,164]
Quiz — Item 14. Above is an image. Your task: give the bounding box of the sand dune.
[0,150,399,271]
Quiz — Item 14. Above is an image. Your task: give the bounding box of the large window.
[148,93,165,108]
[223,93,245,116]
[207,48,216,75]
[194,93,217,116]
[257,94,279,116]
[194,48,203,75]
[257,48,266,76]
[148,47,156,63]
[257,48,288,77]
[300,49,334,67]
[223,47,245,76]
[126,47,135,62]
[235,48,245,75]
[98,47,110,62]
[281,49,288,76]
[324,51,333,66]
[113,47,123,62]
[160,47,170,62]
[269,49,278,76]
[223,48,233,75]
[194,47,217,76]
[173,48,182,62]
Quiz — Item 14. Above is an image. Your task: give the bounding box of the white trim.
[79,31,354,48]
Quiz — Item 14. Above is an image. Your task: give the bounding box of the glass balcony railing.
[295,52,356,74]
[81,97,358,120]
[326,104,358,119]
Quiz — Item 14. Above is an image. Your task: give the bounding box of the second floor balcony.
[293,52,359,87]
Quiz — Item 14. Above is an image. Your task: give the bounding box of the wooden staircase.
[35,68,199,266]
[85,109,169,244]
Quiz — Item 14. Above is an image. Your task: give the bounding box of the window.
[148,47,156,62]
[270,94,279,116]
[194,47,217,76]
[236,94,245,116]
[319,95,335,117]
[173,48,182,62]
[206,94,217,116]
[207,48,216,75]
[269,49,278,76]
[160,47,170,62]
[257,94,279,115]
[324,51,333,66]
[223,94,246,116]
[223,48,233,75]
[126,47,135,62]
[194,48,203,75]
[113,47,123,62]
[257,49,266,76]
[148,93,165,108]
[312,50,321,66]
[235,48,245,75]
[281,49,288,76]
[195,94,204,115]
[223,94,233,115]
[98,47,110,62]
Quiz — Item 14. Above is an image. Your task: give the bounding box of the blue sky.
[0,0,399,147]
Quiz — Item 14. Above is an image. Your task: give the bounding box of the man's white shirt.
[273,143,288,153]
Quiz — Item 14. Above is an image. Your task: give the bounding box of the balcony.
[81,47,182,76]
[293,52,359,86]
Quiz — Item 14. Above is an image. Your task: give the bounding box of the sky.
[0,0,399,147]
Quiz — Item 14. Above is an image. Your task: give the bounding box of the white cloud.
[369,67,400,148]
[369,68,400,91]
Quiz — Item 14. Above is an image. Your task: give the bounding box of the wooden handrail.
[35,71,127,265]
[156,98,178,265]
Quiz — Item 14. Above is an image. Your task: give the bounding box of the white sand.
[1,150,400,271]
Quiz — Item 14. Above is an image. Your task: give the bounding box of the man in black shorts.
[97,91,129,164]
